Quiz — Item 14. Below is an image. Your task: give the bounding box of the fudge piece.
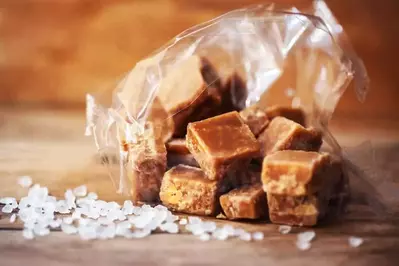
[262,150,341,226]
[266,106,306,126]
[239,105,269,137]
[127,125,167,203]
[186,111,260,180]
[160,165,220,216]
[221,72,247,112]
[167,153,199,169]
[220,184,267,220]
[166,138,190,155]
[257,116,322,157]
[157,55,222,136]
[147,97,175,143]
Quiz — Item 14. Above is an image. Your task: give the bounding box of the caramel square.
[266,105,306,126]
[186,111,260,180]
[160,165,220,216]
[220,184,267,220]
[239,105,270,137]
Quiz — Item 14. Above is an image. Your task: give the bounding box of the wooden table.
[1,108,399,266]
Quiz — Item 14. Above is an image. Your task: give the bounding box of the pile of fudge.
[124,55,348,227]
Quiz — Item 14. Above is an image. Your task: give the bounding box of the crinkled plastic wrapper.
[86,1,392,217]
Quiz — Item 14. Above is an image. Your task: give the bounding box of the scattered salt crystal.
[188,216,202,224]
[63,216,74,225]
[23,229,34,239]
[64,189,76,209]
[87,192,98,200]
[72,210,81,220]
[154,205,167,211]
[33,225,50,236]
[278,225,292,235]
[61,223,78,235]
[130,211,155,229]
[212,229,229,241]
[166,213,178,223]
[9,214,16,223]
[107,201,121,210]
[222,225,235,236]
[348,236,364,248]
[1,204,13,213]
[239,232,252,241]
[18,176,33,188]
[199,233,211,241]
[132,206,142,215]
[297,231,316,243]
[0,197,17,205]
[179,218,187,225]
[296,240,311,251]
[233,228,246,237]
[131,229,151,239]
[252,232,264,241]
[202,221,217,233]
[160,222,179,234]
[55,200,70,214]
[50,218,62,228]
[78,225,97,240]
[122,200,134,215]
[73,185,87,197]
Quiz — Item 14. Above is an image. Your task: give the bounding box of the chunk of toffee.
[147,97,174,143]
[239,105,269,137]
[167,153,199,169]
[160,165,220,216]
[261,150,335,196]
[157,55,221,137]
[221,72,247,112]
[220,184,267,220]
[166,138,190,155]
[257,116,322,157]
[265,105,306,126]
[186,111,260,180]
[127,124,167,203]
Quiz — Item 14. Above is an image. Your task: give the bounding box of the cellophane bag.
[86,1,392,216]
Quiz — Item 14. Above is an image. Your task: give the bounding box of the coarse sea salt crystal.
[18,176,33,188]
[9,213,16,223]
[188,216,202,224]
[63,216,74,225]
[73,185,87,197]
[278,225,292,235]
[212,229,229,241]
[61,223,78,235]
[122,200,134,215]
[160,222,178,234]
[78,225,97,240]
[199,233,211,241]
[0,197,17,205]
[239,232,252,242]
[33,225,50,236]
[296,240,311,251]
[297,231,316,243]
[131,229,151,239]
[23,229,34,239]
[1,204,13,213]
[179,218,187,225]
[202,221,217,233]
[87,192,98,200]
[349,236,364,248]
[64,189,76,209]
[50,218,62,228]
[252,232,264,241]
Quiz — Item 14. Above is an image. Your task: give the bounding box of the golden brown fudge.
[157,55,221,137]
[220,184,267,220]
[127,125,167,203]
[186,111,260,180]
[257,116,322,157]
[239,105,270,137]
[147,97,175,143]
[160,165,220,216]
[167,153,199,169]
[220,72,247,112]
[166,138,190,155]
[262,150,342,226]
[266,106,306,126]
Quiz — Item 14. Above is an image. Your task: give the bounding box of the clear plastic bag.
[85,1,388,214]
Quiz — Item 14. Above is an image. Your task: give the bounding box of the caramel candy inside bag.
[166,138,190,155]
[147,97,175,143]
[157,55,222,137]
[160,165,220,216]
[265,106,306,126]
[127,125,167,203]
[167,153,199,169]
[258,116,322,157]
[186,111,260,180]
[239,105,270,137]
[220,184,267,220]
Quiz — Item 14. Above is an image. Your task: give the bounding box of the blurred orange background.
[0,0,398,119]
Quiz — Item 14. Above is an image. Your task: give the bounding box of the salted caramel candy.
[220,72,247,112]
[157,55,222,136]
[265,105,306,126]
[128,125,167,203]
[147,97,175,143]
[257,116,322,157]
[166,138,190,155]
[160,165,220,216]
[220,184,267,220]
[186,111,260,180]
[167,153,199,169]
[239,105,270,137]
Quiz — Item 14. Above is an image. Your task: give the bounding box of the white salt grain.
[73,185,87,197]
[0,197,17,205]
[23,229,34,239]
[252,232,264,241]
[179,218,188,225]
[188,217,202,224]
[87,192,98,200]
[296,240,311,251]
[297,231,316,243]
[9,214,16,223]
[63,216,74,225]
[349,236,364,248]
[239,232,252,242]
[160,222,179,234]
[278,225,292,235]
[33,225,50,236]
[61,223,78,235]
[1,204,13,213]
[131,229,151,239]
[202,221,217,233]
[64,189,76,209]
[18,176,33,188]
[212,229,229,241]
[199,233,211,241]
[50,219,62,228]
[122,200,134,215]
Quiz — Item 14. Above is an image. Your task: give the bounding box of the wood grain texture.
[0,0,398,119]
[0,108,399,265]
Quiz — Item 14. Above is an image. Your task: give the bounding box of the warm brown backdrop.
[0,0,398,119]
